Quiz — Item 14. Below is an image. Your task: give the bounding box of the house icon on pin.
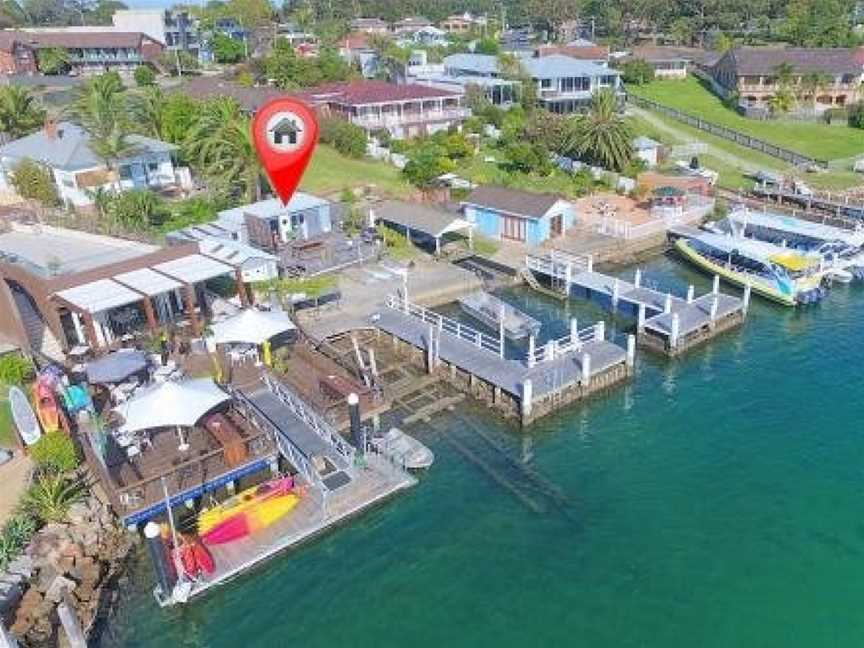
[272,117,301,146]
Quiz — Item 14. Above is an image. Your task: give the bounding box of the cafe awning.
[113,268,182,297]
[210,308,296,345]
[55,279,143,314]
[153,254,234,284]
[113,377,230,433]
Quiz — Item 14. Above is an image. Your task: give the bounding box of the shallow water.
[102,255,864,648]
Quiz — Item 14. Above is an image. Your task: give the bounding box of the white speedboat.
[371,427,434,470]
[458,291,541,340]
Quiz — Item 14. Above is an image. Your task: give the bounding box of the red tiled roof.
[291,80,462,106]
[340,32,374,50]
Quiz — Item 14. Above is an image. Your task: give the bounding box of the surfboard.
[9,386,42,446]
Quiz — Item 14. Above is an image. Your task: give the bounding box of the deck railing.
[385,293,503,357]
[230,385,327,493]
[527,321,604,367]
[525,251,592,280]
[262,372,356,469]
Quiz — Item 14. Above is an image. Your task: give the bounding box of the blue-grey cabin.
[461,186,575,245]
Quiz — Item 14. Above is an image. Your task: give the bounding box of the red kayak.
[175,544,200,578]
[202,513,251,545]
[192,542,215,575]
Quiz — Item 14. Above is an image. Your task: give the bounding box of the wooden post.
[670,313,680,348]
[637,303,646,332]
[710,296,718,323]
[712,274,720,295]
[581,353,592,385]
[686,285,694,304]
[570,317,578,343]
[743,282,752,315]
[594,320,605,341]
[368,348,378,377]
[544,340,554,362]
[612,278,619,310]
[235,268,249,307]
[426,324,435,374]
[586,255,593,273]
[664,293,672,314]
[82,310,99,350]
[626,334,636,368]
[498,305,505,359]
[527,334,535,368]
[634,268,641,287]
[142,296,158,332]
[184,284,202,336]
[521,379,533,420]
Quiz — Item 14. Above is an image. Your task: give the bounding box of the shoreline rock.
[1,494,133,647]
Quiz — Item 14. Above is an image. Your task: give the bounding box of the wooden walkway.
[374,308,627,400]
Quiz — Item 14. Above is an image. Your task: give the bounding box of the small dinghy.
[458,291,541,340]
[371,427,434,470]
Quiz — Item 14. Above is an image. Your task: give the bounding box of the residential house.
[0,31,37,75]
[392,16,433,35]
[3,28,163,74]
[522,54,623,113]
[461,185,575,245]
[710,47,863,111]
[215,194,333,253]
[293,80,469,139]
[500,26,535,52]
[439,13,487,34]
[400,26,448,47]
[535,44,609,66]
[622,46,716,79]
[350,17,390,34]
[276,22,317,49]
[413,53,517,106]
[338,32,380,78]
[0,122,190,209]
[112,9,207,63]
[176,77,284,113]
[0,223,255,357]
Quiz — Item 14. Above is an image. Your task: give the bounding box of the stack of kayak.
[174,538,215,579]
[198,476,302,545]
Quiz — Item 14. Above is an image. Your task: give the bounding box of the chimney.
[44,119,57,139]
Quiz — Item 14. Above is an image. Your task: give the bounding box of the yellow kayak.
[250,493,300,530]
[198,476,293,536]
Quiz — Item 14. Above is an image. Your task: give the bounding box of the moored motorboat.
[458,291,541,340]
[371,427,434,470]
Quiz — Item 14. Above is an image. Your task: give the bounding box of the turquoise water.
[102,255,864,648]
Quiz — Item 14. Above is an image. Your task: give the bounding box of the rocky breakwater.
[0,496,134,646]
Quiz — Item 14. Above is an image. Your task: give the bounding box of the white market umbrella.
[209,308,297,346]
[113,377,230,434]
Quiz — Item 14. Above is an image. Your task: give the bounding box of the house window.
[118,165,132,180]
[501,215,526,242]
[147,161,159,173]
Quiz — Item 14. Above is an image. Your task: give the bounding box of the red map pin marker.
[252,98,319,205]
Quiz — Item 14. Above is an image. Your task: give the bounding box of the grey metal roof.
[375,200,471,238]
[522,55,618,80]
[443,53,501,75]
[462,186,563,219]
[0,122,176,172]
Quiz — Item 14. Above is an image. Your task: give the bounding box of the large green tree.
[184,97,267,202]
[0,86,46,140]
[66,72,134,171]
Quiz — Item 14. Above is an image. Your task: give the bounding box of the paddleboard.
[9,386,41,446]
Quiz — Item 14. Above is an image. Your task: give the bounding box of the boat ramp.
[372,294,635,426]
[525,250,748,356]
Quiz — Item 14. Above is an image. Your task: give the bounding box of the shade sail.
[114,268,182,296]
[153,254,234,284]
[55,279,142,314]
[113,377,230,433]
[86,349,148,384]
[210,308,297,345]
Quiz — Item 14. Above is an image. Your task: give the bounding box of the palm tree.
[183,97,267,202]
[66,73,135,176]
[0,85,45,142]
[570,88,633,172]
[128,86,167,140]
[800,72,831,112]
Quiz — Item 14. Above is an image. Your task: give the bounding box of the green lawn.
[628,113,863,192]
[0,387,15,450]
[301,145,412,199]
[629,77,864,161]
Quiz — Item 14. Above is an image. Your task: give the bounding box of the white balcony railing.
[352,107,470,128]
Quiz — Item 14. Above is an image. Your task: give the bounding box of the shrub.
[847,102,864,128]
[30,431,79,475]
[9,158,59,206]
[133,65,156,87]
[620,59,655,85]
[24,475,84,523]
[389,138,409,154]
[0,513,37,569]
[319,118,367,158]
[0,353,34,386]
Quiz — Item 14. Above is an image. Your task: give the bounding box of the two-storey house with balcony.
[522,54,623,113]
[710,48,863,112]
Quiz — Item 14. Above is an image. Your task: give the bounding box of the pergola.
[375,200,475,255]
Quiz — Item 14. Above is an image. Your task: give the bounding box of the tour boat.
[458,291,541,340]
[370,427,435,470]
[197,476,293,536]
[675,232,829,306]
